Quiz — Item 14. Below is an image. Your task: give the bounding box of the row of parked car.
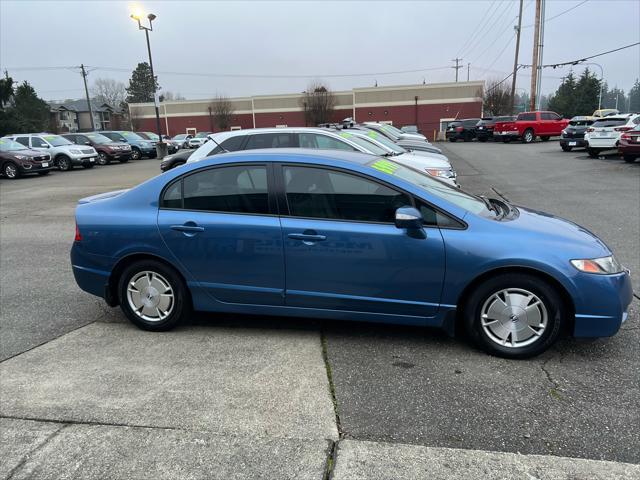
[158,121,460,186]
[443,109,640,162]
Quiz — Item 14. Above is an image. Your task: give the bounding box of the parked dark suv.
[0,138,54,179]
[62,132,132,165]
[476,116,515,142]
[559,116,594,152]
[446,118,481,142]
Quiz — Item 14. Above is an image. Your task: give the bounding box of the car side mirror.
[84,141,91,145]
[395,206,423,229]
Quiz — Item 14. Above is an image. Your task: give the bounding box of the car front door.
[157,163,284,306]
[29,136,50,152]
[277,164,445,319]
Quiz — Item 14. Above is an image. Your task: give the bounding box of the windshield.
[0,139,28,152]
[366,158,488,215]
[363,130,405,153]
[86,133,113,144]
[338,132,388,155]
[144,132,160,141]
[569,119,592,127]
[173,134,187,140]
[42,135,72,146]
[121,131,145,141]
[195,132,210,138]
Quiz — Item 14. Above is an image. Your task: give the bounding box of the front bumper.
[70,154,97,166]
[572,270,633,337]
[19,162,55,173]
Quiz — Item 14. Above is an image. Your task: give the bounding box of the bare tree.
[209,95,234,131]
[129,109,143,131]
[160,91,186,102]
[300,81,336,126]
[483,79,513,116]
[91,78,126,110]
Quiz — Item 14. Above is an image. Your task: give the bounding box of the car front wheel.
[130,148,141,160]
[57,155,72,171]
[522,129,535,144]
[97,152,110,165]
[118,260,190,331]
[464,273,564,358]
[3,162,20,179]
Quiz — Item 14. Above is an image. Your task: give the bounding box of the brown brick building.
[128,81,484,141]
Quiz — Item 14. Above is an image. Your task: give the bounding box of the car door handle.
[170,224,205,233]
[288,233,326,242]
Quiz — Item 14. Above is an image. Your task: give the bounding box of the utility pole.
[80,64,95,131]
[451,58,463,82]
[510,0,524,113]
[467,63,470,81]
[535,0,546,110]
[529,0,542,111]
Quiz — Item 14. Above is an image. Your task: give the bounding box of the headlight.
[571,256,624,274]
[425,168,450,178]
[14,154,28,160]
[69,149,81,154]
[561,129,567,135]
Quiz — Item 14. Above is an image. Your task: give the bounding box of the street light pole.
[583,62,604,111]
[131,11,167,158]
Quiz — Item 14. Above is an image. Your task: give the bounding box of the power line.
[522,0,589,28]
[456,0,501,58]
[519,41,640,69]
[476,33,518,78]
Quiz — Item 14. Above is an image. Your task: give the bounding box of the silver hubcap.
[98,153,107,165]
[480,288,547,348]
[126,271,174,322]
[525,132,533,142]
[132,150,140,159]
[5,164,17,178]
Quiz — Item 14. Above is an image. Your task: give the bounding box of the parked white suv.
[584,114,640,158]
[186,127,457,185]
[4,133,98,170]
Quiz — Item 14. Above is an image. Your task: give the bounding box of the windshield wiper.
[479,195,500,217]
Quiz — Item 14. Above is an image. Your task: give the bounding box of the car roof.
[206,127,365,142]
[198,148,375,166]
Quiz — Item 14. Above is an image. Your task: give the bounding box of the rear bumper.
[586,138,619,149]
[618,141,640,155]
[560,138,587,148]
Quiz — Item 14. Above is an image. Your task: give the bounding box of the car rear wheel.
[522,129,535,144]
[587,148,601,158]
[118,260,190,331]
[57,155,72,171]
[464,273,564,358]
[130,148,141,160]
[561,145,572,152]
[3,162,20,179]
[97,152,110,165]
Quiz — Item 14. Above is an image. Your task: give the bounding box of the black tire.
[463,273,564,359]
[83,164,94,169]
[3,161,21,179]
[623,155,637,163]
[118,259,190,332]
[38,171,51,176]
[522,129,535,144]
[561,145,572,152]
[57,155,72,171]
[587,148,600,158]
[130,148,141,160]
[97,152,110,166]
[540,136,550,142]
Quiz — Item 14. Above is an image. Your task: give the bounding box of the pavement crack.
[540,355,562,400]
[322,439,339,480]
[0,414,181,432]
[6,423,70,480]
[320,331,345,438]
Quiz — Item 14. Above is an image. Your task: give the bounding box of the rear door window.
[15,137,29,147]
[244,133,294,150]
[517,113,536,121]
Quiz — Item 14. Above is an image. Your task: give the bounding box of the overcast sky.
[1,0,638,102]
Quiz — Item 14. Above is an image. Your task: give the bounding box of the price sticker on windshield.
[367,131,378,139]
[370,159,399,175]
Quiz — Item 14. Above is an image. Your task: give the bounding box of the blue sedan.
[71,149,632,358]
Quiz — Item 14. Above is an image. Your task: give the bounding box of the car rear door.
[157,163,285,306]
[276,163,445,319]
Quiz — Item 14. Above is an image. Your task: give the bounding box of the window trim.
[159,162,277,217]
[275,162,466,229]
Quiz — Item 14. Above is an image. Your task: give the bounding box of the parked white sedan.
[585,114,640,158]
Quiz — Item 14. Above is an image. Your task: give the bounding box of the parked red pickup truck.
[494,111,570,144]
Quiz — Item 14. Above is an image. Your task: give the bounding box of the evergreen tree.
[12,81,50,133]
[600,83,627,111]
[0,72,16,136]
[574,68,601,115]
[547,72,576,117]
[125,62,160,103]
[629,79,640,112]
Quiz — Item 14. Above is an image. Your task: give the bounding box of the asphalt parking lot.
[1,142,639,478]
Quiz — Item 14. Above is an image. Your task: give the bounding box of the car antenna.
[208,136,229,153]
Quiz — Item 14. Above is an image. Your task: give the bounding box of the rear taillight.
[586,127,594,133]
[455,126,463,132]
[614,126,632,132]
[75,223,82,242]
[621,133,633,140]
